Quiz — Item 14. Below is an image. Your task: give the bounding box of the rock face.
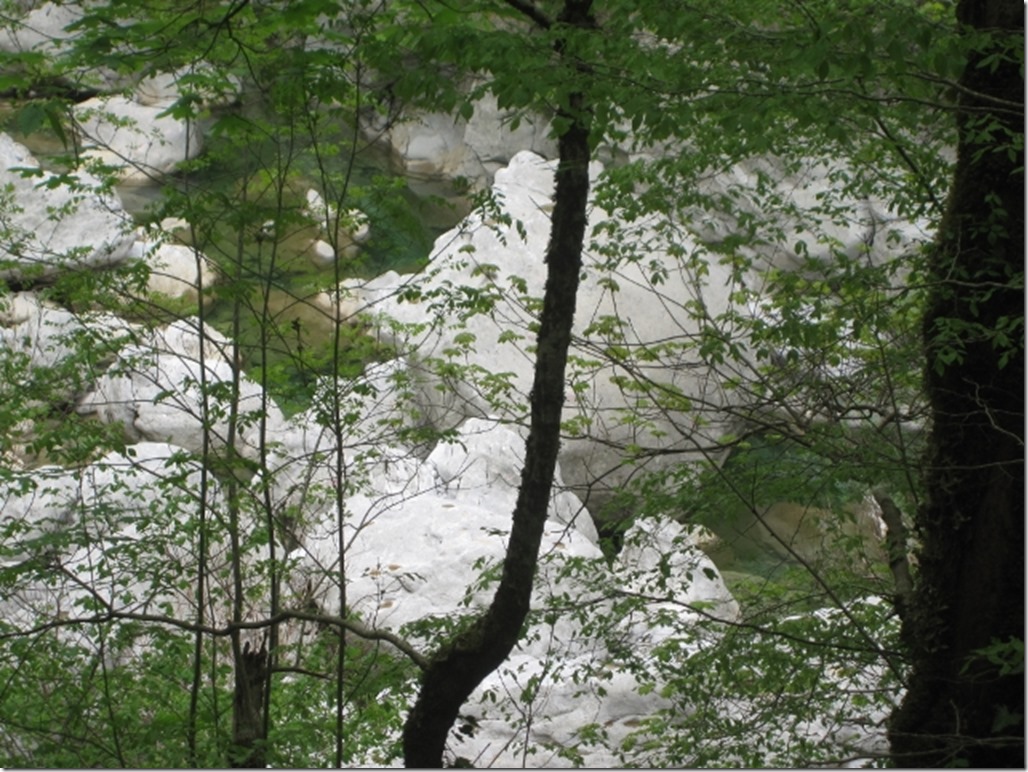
[0,134,134,280]
[328,151,741,513]
[282,417,738,768]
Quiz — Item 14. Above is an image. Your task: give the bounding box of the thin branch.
[538,590,905,659]
[0,607,430,671]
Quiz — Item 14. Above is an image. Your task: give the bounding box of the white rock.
[0,3,123,90]
[617,516,740,628]
[308,238,336,264]
[0,2,82,55]
[73,95,203,184]
[260,359,439,544]
[288,417,738,768]
[0,133,135,279]
[378,92,556,188]
[79,318,286,458]
[304,188,370,245]
[0,442,228,640]
[128,240,218,299]
[427,417,599,543]
[0,291,140,388]
[336,151,739,514]
[337,149,930,518]
[0,466,81,562]
[134,66,241,109]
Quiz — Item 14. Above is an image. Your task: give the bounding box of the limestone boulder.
[0,2,124,91]
[0,134,135,280]
[427,417,598,543]
[376,93,556,189]
[325,149,929,517]
[73,95,203,184]
[126,236,218,300]
[0,291,139,389]
[78,317,286,459]
[328,151,740,514]
[287,414,737,767]
[0,2,82,55]
[134,66,241,109]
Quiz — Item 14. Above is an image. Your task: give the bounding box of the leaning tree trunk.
[889,0,1024,767]
[402,3,595,766]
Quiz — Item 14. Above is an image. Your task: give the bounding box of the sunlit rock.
[330,151,740,515]
[374,93,556,189]
[288,413,736,767]
[73,95,203,184]
[126,235,218,300]
[0,2,82,55]
[0,291,138,387]
[78,317,286,459]
[0,133,135,279]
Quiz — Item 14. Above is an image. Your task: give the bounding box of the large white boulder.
[78,317,286,458]
[0,291,139,390]
[0,2,125,91]
[288,411,736,767]
[0,2,82,55]
[427,417,598,543]
[73,95,203,184]
[328,151,739,513]
[126,236,218,300]
[326,150,930,516]
[0,442,220,623]
[0,134,135,279]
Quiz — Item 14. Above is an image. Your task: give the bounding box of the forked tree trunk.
[888,0,1024,766]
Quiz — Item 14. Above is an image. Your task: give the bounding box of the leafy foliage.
[0,0,1016,766]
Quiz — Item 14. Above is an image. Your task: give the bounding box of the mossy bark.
[888,1,1024,766]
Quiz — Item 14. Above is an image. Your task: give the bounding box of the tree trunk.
[889,1,1024,766]
[231,640,269,768]
[402,3,595,766]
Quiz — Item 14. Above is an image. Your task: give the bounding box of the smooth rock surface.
[0,133,135,279]
[73,95,203,184]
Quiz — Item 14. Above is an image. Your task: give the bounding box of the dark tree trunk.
[231,641,269,768]
[889,0,1024,767]
[402,3,595,766]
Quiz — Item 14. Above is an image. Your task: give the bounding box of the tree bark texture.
[889,1,1024,766]
[402,3,594,766]
[231,640,269,768]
